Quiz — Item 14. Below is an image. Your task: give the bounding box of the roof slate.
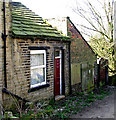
[11,2,68,39]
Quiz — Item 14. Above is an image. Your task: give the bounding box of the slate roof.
[11,2,68,39]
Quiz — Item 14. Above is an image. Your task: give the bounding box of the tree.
[89,36,115,75]
[73,0,115,75]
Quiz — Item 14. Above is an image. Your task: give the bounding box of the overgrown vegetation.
[3,86,113,119]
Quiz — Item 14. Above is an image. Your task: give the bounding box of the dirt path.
[71,87,115,119]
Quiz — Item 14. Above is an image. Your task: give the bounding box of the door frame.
[53,47,65,101]
[55,50,62,95]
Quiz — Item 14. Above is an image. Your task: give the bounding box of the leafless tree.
[73,0,115,74]
[73,0,113,42]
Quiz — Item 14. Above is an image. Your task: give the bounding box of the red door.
[55,58,60,96]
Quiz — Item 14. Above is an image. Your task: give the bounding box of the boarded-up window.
[81,63,94,91]
[71,63,81,85]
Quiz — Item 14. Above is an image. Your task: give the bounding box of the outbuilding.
[0,1,71,109]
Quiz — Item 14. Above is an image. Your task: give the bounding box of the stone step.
[55,95,65,101]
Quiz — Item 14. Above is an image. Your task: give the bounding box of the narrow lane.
[71,87,115,119]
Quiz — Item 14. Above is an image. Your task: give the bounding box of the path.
[71,86,115,119]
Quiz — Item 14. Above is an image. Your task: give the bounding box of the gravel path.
[71,86,115,119]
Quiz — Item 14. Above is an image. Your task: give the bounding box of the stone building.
[46,17,97,92]
[0,1,71,111]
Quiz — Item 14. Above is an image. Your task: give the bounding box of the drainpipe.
[69,41,72,94]
[2,0,7,88]
[1,1,29,103]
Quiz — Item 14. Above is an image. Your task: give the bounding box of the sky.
[12,0,108,41]
[12,0,74,18]
[12,0,89,38]
[12,0,102,19]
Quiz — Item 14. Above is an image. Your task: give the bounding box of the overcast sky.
[12,0,89,36]
[12,0,74,18]
[12,0,109,40]
[12,0,103,18]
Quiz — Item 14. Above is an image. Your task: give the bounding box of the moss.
[11,2,69,40]
[13,30,27,35]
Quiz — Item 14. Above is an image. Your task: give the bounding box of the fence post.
[97,64,100,88]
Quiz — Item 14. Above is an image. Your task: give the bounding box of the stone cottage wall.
[3,38,70,106]
[1,1,70,109]
[0,0,13,111]
[0,0,11,115]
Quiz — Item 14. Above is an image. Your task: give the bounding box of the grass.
[6,86,112,119]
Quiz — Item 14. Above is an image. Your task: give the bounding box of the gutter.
[12,34,71,43]
[2,1,28,103]
[2,0,7,88]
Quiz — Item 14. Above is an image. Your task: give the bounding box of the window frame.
[30,50,46,88]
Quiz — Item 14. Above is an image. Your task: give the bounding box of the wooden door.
[55,58,60,96]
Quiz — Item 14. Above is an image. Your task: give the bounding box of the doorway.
[55,50,62,96]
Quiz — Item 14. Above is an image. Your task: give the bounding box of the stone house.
[46,17,97,92]
[0,1,71,110]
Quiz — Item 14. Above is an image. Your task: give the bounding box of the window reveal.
[30,50,46,88]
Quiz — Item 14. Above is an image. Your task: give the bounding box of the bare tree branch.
[72,0,113,41]
[73,0,115,74]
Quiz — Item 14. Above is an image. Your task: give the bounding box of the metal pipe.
[2,88,28,102]
[53,48,55,102]
[2,0,7,88]
[69,41,72,94]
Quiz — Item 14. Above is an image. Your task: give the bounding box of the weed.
[95,95,104,100]
[54,111,68,119]
[70,96,78,101]
[88,94,95,99]
[45,105,53,110]
[49,98,55,105]
[72,92,84,96]
[85,98,94,103]
[64,108,70,112]
[71,110,77,114]
[75,101,80,105]
[78,99,83,102]
[4,86,112,119]
[77,92,84,96]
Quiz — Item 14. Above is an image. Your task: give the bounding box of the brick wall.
[67,18,96,92]
[67,19,96,64]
